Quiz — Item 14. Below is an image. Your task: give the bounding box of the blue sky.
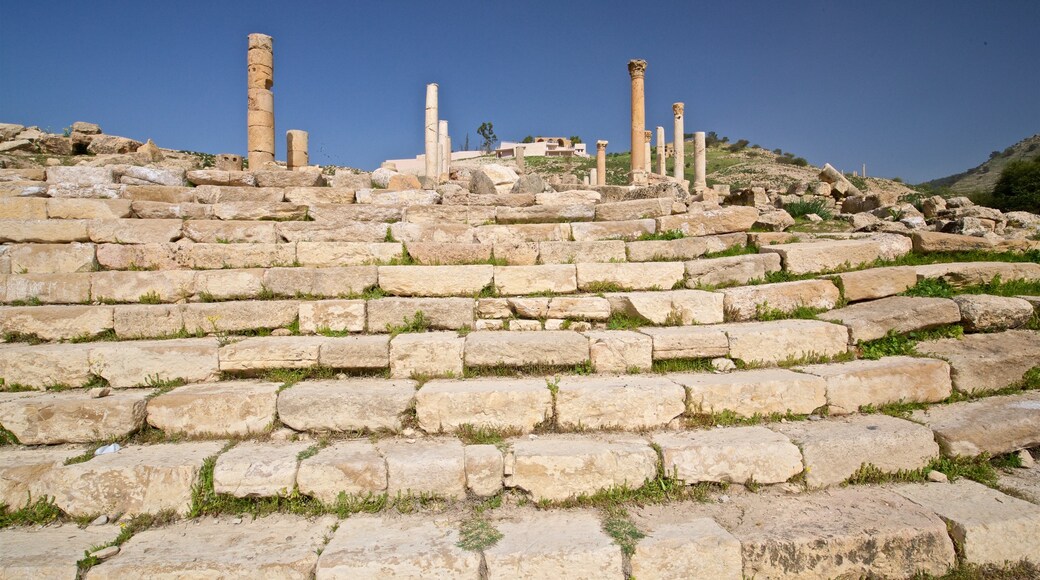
[1,1,1037,183]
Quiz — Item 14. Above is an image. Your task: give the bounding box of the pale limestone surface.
[997,463,1040,503]
[193,268,265,301]
[4,272,92,304]
[773,415,940,487]
[316,335,390,369]
[7,243,96,274]
[656,206,758,236]
[44,441,224,516]
[176,241,295,269]
[721,319,849,364]
[797,356,952,415]
[389,331,464,378]
[913,261,1040,287]
[464,330,589,367]
[916,329,1040,393]
[626,233,741,262]
[89,516,336,579]
[953,294,1035,331]
[218,336,324,370]
[182,301,298,335]
[722,279,840,321]
[759,238,904,275]
[406,241,492,265]
[87,219,182,245]
[555,375,686,430]
[594,197,671,221]
[606,289,724,324]
[0,446,82,508]
[912,231,997,253]
[297,441,388,502]
[264,266,377,297]
[182,220,277,243]
[507,435,657,501]
[576,262,685,291]
[1,525,119,580]
[316,516,480,579]
[831,266,918,302]
[569,219,655,242]
[485,511,623,580]
[88,338,219,388]
[818,296,961,343]
[654,427,803,484]
[639,326,729,359]
[538,240,626,264]
[367,297,474,331]
[146,381,279,437]
[911,391,1040,456]
[90,270,195,303]
[297,300,367,334]
[277,379,415,432]
[732,487,955,579]
[585,329,653,372]
[0,390,148,444]
[494,264,576,295]
[464,444,504,497]
[415,378,551,433]
[213,441,309,498]
[630,519,743,580]
[378,265,493,297]
[0,219,90,244]
[684,253,782,287]
[0,342,91,388]
[673,368,826,417]
[378,439,466,499]
[546,296,611,320]
[894,481,1040,565]
[295,241,401,267]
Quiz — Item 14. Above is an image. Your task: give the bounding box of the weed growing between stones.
[583,281,629,293]
[785,198,833,220]
[0,496,62,528]
[702,244,761,259]
[857,324,965,359]
[601,507,644,556]
[606,311,653,331]
[683,409,809,430]
[385,311,430,337]
[636,229,685,241]
[454,424,521,447]
[456,516,503,552]
[912,561,1040,580]
[651,357,713,374]
[77,510,178,574]
[901,275,1040,300]
[751,302,826,322]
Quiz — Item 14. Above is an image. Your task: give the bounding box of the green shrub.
[775,155,809,167]
[991,157,1040,212]
[784,198,832,220]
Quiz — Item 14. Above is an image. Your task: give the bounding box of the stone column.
[656,126,666,175]
[515,145,525,173]
[672,103,685,182]
[628,59,647,183]
[286,130,308,170]
[694,131,707,191]
[438,120,449,182]
[589,168,597,185]
[596,140,608,186]
[424,83,439,180]
[247,33,275,168]
[643,130,653,174]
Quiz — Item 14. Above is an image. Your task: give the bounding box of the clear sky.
[2,1,1037,183]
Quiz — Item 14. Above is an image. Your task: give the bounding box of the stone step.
[817,296,961,343]
[759,235,911,275]
[916,329,1040,394]
[911,391,1040,457]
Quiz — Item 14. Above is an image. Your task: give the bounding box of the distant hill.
[922,134,1040,194]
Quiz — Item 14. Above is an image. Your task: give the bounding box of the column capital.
[673,102,685,117]
[644,130,652,143]
[596,140,608,150]
[627,59,647,79]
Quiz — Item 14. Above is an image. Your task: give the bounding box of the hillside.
[923,133,1040,194]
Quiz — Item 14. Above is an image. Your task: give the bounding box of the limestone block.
[570,219,656,241]
[477,298,512,319]
[298,300,365,334]
[0,446,83,508]
[357,188,438,205]
[296,241,400,267]
[0,304,113,341]
[214,441,309,498]
[390,222,476,244]
[277,221,387,243]
[953,294,1034,331]
[406,242,492,265]
[284,186,355,204]
[894,481,1040,565]
[577,262,684,291]
[556,375,685,430]
[378,439,467,499]
[124,184,193,203]
[366,297,473,331]
[733,487,955,579]
[464,330,589,367]
[536,240,625,264]
[0,525,121,580]
[117,166,186,187]
[507,436,658,501]
[913,261,1040,287]
[912,231,996,253]
[818,296,961,343]
[308,204,403,223]
[379,265,493,297]
[496,204,595,224]
[5,243,95,274]
[722,279,840,321]
[774,414,939,487]
[46,198,131,219]
[146,381,280,437]
[798,356,952,415]
[465,444,504,497]
[297,441,387,502]
[389,332,464,379]
[46,166,114,185]
[911,391,1040,456]
[0,219,89,243]
[90,270,195,303]
[44,441,224,516]
[3,272,91,304]
[918,329,1040,394]
[88,338,219,388]
[656,206,758,235]
[606,289,724,325]
[508,319,541,331]
[0,197,47,219]
[185,169,258,186]
[211,201,307,221]
[317,516,480,578]
[485,511,623,580]
[219,336,324,371]
[0,390,148,444]
[47,182,127,199]
[507,297,549,319]
[87,219,182,244]
[277,379,414,432]
[90,516,334,580]
[830,266,918,302]
[626,233,744,262]
[113,304,183,338]
[192,268,265,300]
[182,220,278,243]
[263,266,378,298]
[759,239,886,275]
[494,264,576,295]
[95,242,179,270]
[585,329,653,372]
[475,223,571,244]
[654,426,803,484]
[405,204,498,225]
[317,335,390,369]
[546,296,610,320]
[535,190,602,205]
[595,197,672,222]
[192,185,284,204]
[0,182,48,198]
[175,243,292,270]
[253,169,323,188]
[674,368,827,417]
[416,378,552,433]
[0,343,91,388]
[722,319,849,364]
[639,326,729,359]
[630,519,743,580]
[685,253,782,287]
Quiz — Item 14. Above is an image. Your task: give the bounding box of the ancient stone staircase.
[1,164,1039,578]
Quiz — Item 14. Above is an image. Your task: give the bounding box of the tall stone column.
[643,131,652,174]
[628,59,647,183]
[438,120,449,182]
[515,145,525,173]
[589,168,598,185]
[286,130,308,170]
[596,140,607,186]
[672,103,685,182]
[424,84,439,180]
[694,131,707,191]
[247,33,275,168]
[656,126,666,175]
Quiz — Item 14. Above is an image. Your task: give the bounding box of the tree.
[992,157,1040,212]
[521,135,534,143]
[477,122,498,153]
[568,135,582,145]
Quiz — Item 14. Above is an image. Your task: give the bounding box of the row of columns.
[424,84,452,182]
[246,34,310,171]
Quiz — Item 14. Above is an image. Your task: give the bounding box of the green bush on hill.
[991,156,1040,213]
